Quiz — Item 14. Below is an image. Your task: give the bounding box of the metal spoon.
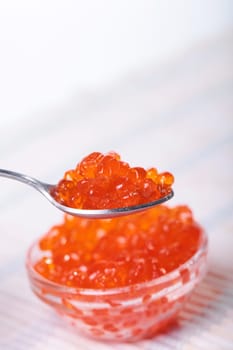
[0,169,174,218]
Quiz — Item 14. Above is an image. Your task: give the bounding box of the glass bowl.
[26,230,208,342]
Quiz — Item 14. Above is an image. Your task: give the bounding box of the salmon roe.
[29,153,206,341]
[34,205,202,289]
[51,152,174,209]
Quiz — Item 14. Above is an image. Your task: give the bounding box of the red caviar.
[28,153,207,341]
[34,205,202,289]
[51,152,174,209]
[29,216,207,342]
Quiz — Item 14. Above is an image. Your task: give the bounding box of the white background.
[0,0,232,128]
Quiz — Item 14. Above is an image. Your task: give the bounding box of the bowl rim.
[26,229,208,297]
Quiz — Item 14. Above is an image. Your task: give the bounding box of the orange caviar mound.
[51,152,174,209]
[34,205,202,289]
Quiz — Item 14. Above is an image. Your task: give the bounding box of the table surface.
[0,32,232,349]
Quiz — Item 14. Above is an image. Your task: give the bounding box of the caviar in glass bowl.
[26,205,207,341]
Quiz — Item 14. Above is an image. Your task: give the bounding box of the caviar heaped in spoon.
[51,151,174,211]
[0,152,174,218]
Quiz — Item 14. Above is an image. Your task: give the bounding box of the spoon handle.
[0,169,47,192]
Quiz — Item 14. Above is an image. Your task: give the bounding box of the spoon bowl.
[0,169,173,218]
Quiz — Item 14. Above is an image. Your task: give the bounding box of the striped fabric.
[0,31,232,349]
